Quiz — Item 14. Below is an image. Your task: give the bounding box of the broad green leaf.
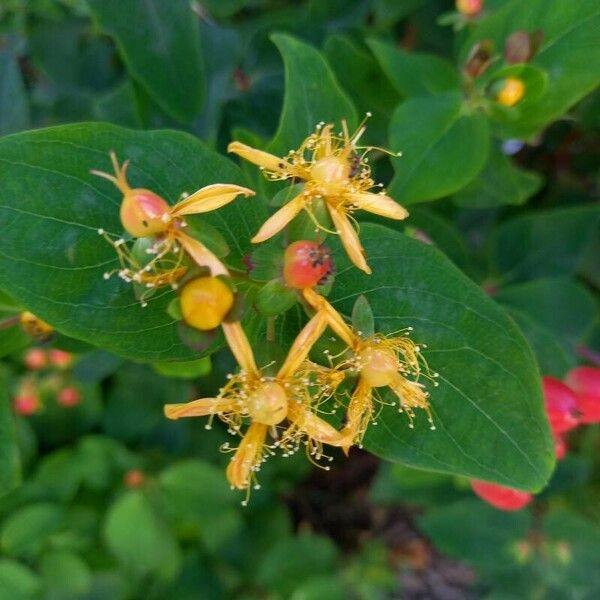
[368,39,460,98]
[488,205,600,285]
[88,0,205,123]
[330,224,553,491]
[268,34,358,155]
[454,142,543,208]
[39,550,92,597]
[0,559,40,600]
[103,490,181,579]
[373,0,427,26]
[152,357,211,379]
[0,310,28,359]
[290,577,346,600]
[0,45,30,136]
[0,123,266,361]
[462,0,600,138]
[94,80,143,129]
[389,92,489,204]
[0,369,21,497]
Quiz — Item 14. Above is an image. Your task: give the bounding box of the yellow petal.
[226,422,268,490]
[171,184,254,217]
[348,191,408,220]
[228,141,290,174]
[339,378,373,453]
[222,321,259,377]
[277,311,327,380]
[328,206,371,274]
[302,288,355,348]
[287,400,345,445]
[251,193,306,243]
[175,232,229,276]
[164,397,236,419]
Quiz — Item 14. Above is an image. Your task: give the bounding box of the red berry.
[565,367,600,424]
[124,469,145,488]
[543,377,580,433]
[471,480,533,511]
[283,241,334,289]
[24,348,48,370]
[48,349,73,369]
[57,386,81,407]
[13,394,40,416]
[554,433,567,460]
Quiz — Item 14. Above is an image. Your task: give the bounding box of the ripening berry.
[283,241,334,289]
[57,386,81,407]
[565,366,600,424]
[13,394,40,416]
[180,277,234,331]
[48,349,73,369]
[24,348,48,370]
[471,480,533,511]
[456,0,482,17]
[120,189,170,238]
[543,376,580,434]
[123,469,145,488]
[495,78,525,107]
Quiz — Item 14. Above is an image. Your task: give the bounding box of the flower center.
[120,189,170,238]
[247,381,288,425]
[359,346,398,387]
[310,156,350,194]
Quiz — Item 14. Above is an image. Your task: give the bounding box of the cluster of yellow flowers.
[94,119,436,501]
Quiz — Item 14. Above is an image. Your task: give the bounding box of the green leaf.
[0,559,40,600]
[454,141,543,208]
[329,224,554,491]
[368,39,460,98]
[103,490,181,579]
[152,357,211,379]
[389,92,489,204]
[488,205,600,285]
[88,0,205,123]
[94,80,143,129]
[39,550,92,597]
[255,279,297,317]
[267,33,358,155]
[0,123,266,362]
[0,45,30,136]
[0,369,21,497]
[461,0,600,138]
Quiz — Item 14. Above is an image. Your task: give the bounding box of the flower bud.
[495,77,526,107]
[24,348,48,370]
[456,0,482,17]
[120,189,170,238]
[180,277,234,331]
[464,40,494,79]
[124,469,145,488]
[283,241,334,289]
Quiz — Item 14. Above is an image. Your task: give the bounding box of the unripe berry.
[359,347,398,387]
[495,78,525,107]
[471,480,533,511]
[24,348,48,370]
[247,382,288,426]
[13,394,40,416]
[48,349,73,369]
[57,386,81,407]
[456,0,482,17]
[565,366,600,424]
[120,189,170,238]
[180,277,234,331]
[543,377,580,434]
[283,241,334,289]
[123,469,145,488]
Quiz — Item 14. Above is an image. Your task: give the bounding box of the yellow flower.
[303,288,436,452]
[92,152,254,297]
[164,313,345,499]
[228,118,408,274]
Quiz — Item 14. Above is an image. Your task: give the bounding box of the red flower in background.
[542,377,580,434]
[470,481,533,511]
[565,367,600,424]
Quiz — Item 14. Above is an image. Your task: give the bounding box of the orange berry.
[180,277,234,331]
[57,386,81,407]
[283,241,334,289]
[456,0,482,16]
[24,348,48,370]
[496,78,525,107]
[48,349,73,369]
[123,469,145,488]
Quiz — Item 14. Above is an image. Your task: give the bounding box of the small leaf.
[184,217,230,259]
[256,280,297,317]
[389,92,489,204]
[351,295,374,338]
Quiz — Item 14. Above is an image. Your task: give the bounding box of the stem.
[0,314,20,332]
[266,316,276,343]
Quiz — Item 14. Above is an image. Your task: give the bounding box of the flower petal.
[302,288,355,348]
[176,232,229,276]
[277,311,327,380]
[226,422,268,490]
[348,191,408,220]
[287,400,345,445]
[315,124,333,160]
[339,378,372,453]
[251,193,306,243]
[328,206,371,274]
[164,397,236,419]
[227,141,290,174]
[171,184,254,217]
[222,321,259,377]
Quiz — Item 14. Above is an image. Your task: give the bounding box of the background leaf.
[0,368,21,497]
